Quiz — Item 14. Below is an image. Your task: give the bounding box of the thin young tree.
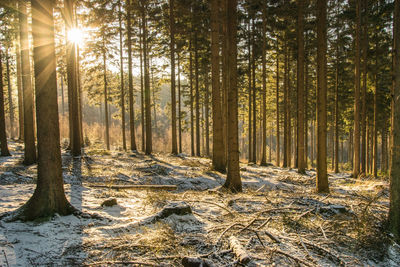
[5,50,14,138]
[118,0,126,150]
[260,6,267,166]
[223,0,241,192]
[0,48,10,157]
[13,0,75,220]
[353,0,361,178]
[170,0,178,155]
[316,0,329,193]
[18,0,36,165]
[389,0,400,241]
[297,0,306,174]
[211,0,225,172]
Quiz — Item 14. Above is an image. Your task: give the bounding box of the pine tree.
[0,48,10,157]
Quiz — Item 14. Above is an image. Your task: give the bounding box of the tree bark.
[297,0,305,174]
[0,49,10,156]
[283,39,288,168]
[276,38,280,167]
[19,0,37,164]
[189,41,195,156]
[373,38,379,177]
[102,37,110,151]
[261,7,267,166]
[5,50,15,139]
[251,19,257,164]
[15,31,24,141]
[223,0,241,192]
[118,1,126,151]
[65,0,81,156]
[316,0,329,193]
[128,0,137,151]
[177,53,182,154]
[361,0,368,174]
[17,0,74,221]
[170,0,177,154]
[353,0,361,178]
[389,0,400,241]
[205,71,210,157]
[211,0,225,172]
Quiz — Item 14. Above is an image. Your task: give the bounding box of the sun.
[67,28,84,45]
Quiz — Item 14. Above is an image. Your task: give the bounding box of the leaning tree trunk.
[211,0,225,172]
[223,0,241,192]
[16,0,74,221]
[297,0,306,174]
[316,0,329,193]
[389,0,400,241]
[18,0,36,165]
[0,49,10,156]
[353,0,361,178]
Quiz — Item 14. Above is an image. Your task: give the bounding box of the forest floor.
[0,141,399,267]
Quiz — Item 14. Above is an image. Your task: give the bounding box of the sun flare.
[67,28,84,45]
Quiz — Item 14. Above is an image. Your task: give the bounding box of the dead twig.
[2,250,9,267]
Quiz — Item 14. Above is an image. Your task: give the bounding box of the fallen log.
[182,257,215,267]
[228,236,251,264]
[87,184,177,190]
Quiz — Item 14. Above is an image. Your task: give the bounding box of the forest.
[0,0,400,266]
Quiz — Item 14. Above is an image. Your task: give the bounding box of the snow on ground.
[0,141,399,266]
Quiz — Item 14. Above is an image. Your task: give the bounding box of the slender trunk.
[19,0,37,164]
[170,0,177,154]
[15,35,24,141]
[5,50,14,138]
[316,0,329,192]
[304,31,309,168]
[194,37,200,156]
[261,7,267,165]
[211,0,225,172]
[283,39,288,167]
[205,71,210,157]
[177,53,182,154]
[248,23,252,162]
[128,0,137,151]
[276,39,280,167]
[118,1,126,150]
[297,0,305,173]
[382,125,388,172]
[102,41,110,150]
[0,49,10,156]
[251,19,256,163]
[189,43,194,156]
[373,39,379,177]
[142,1,152,154]
[139,24,145,152]
[353,0,361,177]
[61,75,65,115]
[287,50,292,167]
[361,0,368,174]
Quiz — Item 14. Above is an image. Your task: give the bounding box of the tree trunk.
[211,0,225,172]
[139,23,145,152]
[389,0,400,241]
[283,39,288,168]
[297,0,305,174]
[19,0,37,164]
[0,49,10,156]
[276,39,280,167]
[316,0,329,193]
[261,7,267,166]
[194,36,200,157]
[17,0,74,220]
[373,39,379,177]
[223,0,241,192]
[142,1,152,155]
[128,0,137,151]
[170,0,177,154]
[189,42,194,156]
[251,19,257,164]
[15,34,24,141]
[5,50,15,139]
[205,71,210,157]
[118,1,126,151]
[361,0,368,174]
[304,31,309,168]
[102,39,110,151]
[177,53,182,154]
[353,0,361,178]
[248,22,252,162]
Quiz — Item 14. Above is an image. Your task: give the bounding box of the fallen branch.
[84,261,157,266]
[87,184,177,190]
[229,236,251,264]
